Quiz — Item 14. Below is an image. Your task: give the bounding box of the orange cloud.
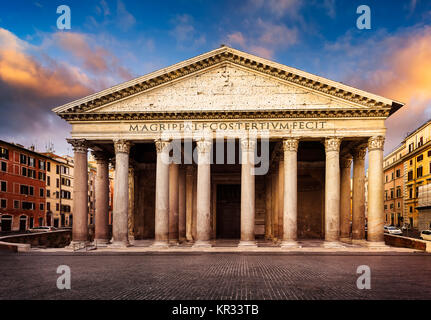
[0,28,90,98]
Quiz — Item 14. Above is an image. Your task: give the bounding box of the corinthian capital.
[67,139,88,154]
[352,144,367,160]
[92,151,109,162]
[368,136,385,151]
[155,139,171,153]
[196,138,212,154]
[114,140,131,154]
[240,138,256,152]
[340,154,353,168]
[283,138,299,152]
[324,138,341,153]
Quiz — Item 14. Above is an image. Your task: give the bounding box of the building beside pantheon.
[53,46,404,249]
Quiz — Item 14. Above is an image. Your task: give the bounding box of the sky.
[0,0,431,156]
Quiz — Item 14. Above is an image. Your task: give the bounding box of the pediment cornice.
[52,46,403,117]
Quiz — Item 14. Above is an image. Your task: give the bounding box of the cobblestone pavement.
[0,251,430,300]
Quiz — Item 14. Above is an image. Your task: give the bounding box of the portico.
[53,46,403,249]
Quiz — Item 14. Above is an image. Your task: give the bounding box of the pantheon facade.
[53,46,403,249]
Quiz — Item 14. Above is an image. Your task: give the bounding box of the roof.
[0,140,58,161]
[52,46,404,117]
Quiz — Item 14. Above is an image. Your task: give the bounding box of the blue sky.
[0,0,431,155]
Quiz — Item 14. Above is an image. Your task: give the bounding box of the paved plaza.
[0,250,430,300]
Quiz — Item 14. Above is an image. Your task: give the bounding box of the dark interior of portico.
[91,138,363,242]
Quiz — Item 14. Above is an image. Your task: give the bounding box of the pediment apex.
[52,46,404,116]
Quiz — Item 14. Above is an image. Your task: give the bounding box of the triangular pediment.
[52,46,403,119]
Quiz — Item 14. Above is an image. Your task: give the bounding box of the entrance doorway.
[216,184,241,239]
[19,216,27,231]
[1,215,12,232]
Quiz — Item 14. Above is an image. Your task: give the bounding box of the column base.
[151,240,169,248]
[339,237,352,244]
[322,241,345,249]
[280,240,302,249]
[367,241,389,249]
[93,239,110,247]
[238,240,258,248]
[192,240,212,248]
[351,239,367,246]
[169,240,180,246]
[66,241,89,250]
[108,240,130,248]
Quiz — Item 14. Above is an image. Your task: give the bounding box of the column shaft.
[193,139,212,247]
[185,166,194,241]
[264,175,272,240]
[169,163,179,244]
[153,140,170,247]
[94,152,110,244]
[178,167,186,242]
[111,140,131,247]
[281,139,300,248]
[68,139,88,244]
[278,159,284,239]
[352,146,366,241]
[239,138,256,247]
[324,138,342,246]
[368,136,386,246]
[339,155,353,241]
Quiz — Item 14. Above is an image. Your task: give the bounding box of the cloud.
[170,14,206,49]
[323,26,431,153]
[248,0,303,19]
[0,27,133,155]
[225,19,298,59]
[116,0,136,31]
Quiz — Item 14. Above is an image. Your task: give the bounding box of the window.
[47,176,50,186]
[14,200,19,209]
[428,150,431,157]
[56,203,59,211]
[20,185,29,195]
[29,186,34,196]
[0,199,6,208]
[38,160,45,171]
[56,165,59,174]
[1,162,6,172]
[385,191,388,200]
[384,204,387,210]
[22,202,35,210]
[1,181,6,192]
[56,179,59,188]
[47,202,51,211]
[0,147,9,160]
[21,167,27,176]
[390,189,394,199]
[391,172,394,180]
[417,166,423,178]
[408,171,413,181]
[417,155,423,162]
[410,206,413,213]
[396,169,401,178]
[39,188,44,197]
[385,175,388,183]
[409,143,414,153]
[20,154,27,164]
[28,157,35,167]
[47,190,50,198]
[396,188,401,198]
[418,137,424,147]
[390,204,394,209]
[409,188,413,199]
[410,160,413,165]
[397,202,401,208]
[39,203,44,211]
[47,162,51,172]
[27,169,35,179]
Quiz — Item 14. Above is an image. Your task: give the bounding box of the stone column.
[185,166,194,241]
[193,138,212,248]
[178,167,186,242]
[264,175,272,240]
[367,136,386,247]
[278,158,284,240]
[352,145,367,243]
[239,137,257,247]
[339,154,353,242]
[128,165,135,244]
[67,139,89,245]
[93,151,110,246]
[169,163,179,245]
[152,139,171,248]
[111,140,131,247]
[272,171,278,240]
[324,138,342,248]
[281,138,301,248]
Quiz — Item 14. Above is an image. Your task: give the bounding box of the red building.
[0,140,48,232]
